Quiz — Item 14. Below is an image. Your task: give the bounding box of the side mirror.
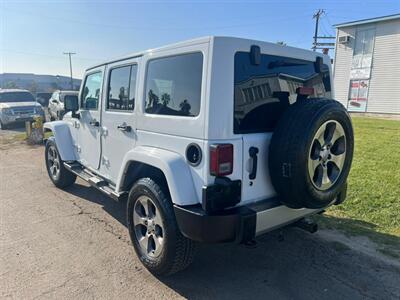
[64,95,80,118]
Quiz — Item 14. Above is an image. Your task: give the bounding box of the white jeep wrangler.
[44,36,353,275]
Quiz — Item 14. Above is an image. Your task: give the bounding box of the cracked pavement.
[1,143,400,299]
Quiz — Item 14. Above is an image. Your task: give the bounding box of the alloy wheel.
[133,195,165,258]
[308,120,346,190]
[47,145,61,180]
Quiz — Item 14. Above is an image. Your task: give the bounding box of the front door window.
[81,72,102,110]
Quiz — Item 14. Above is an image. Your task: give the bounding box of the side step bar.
[64,162,127,201]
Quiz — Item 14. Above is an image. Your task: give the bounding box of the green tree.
[161,93,171,106]
[4,81,18,89]
[29,81,38,94]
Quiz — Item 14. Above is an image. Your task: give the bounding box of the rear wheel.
[45,139,76,188]
[269,99,354,209]
[127,178,196,276]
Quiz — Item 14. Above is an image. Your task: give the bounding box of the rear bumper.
[174,198,322,243]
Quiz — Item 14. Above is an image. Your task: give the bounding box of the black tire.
[45,139,76,188]
[127,178,196,276]
[269,99,354,209]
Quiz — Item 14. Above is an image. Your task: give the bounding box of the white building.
[333,14,400,114]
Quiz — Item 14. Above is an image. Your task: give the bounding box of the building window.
[350,28,375,80]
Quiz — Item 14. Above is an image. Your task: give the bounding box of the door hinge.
[101,126,108,137]
[102,156,110,167]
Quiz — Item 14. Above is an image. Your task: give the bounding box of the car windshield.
[0,92,35,103]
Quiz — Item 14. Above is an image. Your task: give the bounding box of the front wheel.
[45,139,76,188]
[127,178,196,276]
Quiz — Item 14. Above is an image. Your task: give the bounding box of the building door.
[347,28,375,112]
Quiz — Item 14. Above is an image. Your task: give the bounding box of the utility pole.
[63,52,76,90]
[312,9,323,51]
[312,9,335,52]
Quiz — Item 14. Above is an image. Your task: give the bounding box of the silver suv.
[0,89,45,129]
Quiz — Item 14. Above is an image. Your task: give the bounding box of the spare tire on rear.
[269,99,354,209]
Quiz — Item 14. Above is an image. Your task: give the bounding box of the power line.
[312,9,335,52]
[0,49,101,61]
[3,7,312,31]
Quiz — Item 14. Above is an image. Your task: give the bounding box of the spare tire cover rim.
[308,120,346,191]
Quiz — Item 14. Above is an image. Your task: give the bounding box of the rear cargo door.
[234,51,332,203]
[241,133,276,203]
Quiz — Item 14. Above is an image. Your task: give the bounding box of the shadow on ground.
[65,183,400,300]
[315,214,400,259]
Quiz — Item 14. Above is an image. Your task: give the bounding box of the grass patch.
[44,131,53,139]
[317,117,400,257]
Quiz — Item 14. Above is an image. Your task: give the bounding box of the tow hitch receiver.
[293,217,318,233]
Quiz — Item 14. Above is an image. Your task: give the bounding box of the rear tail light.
[210,144,233,176]
[296,87,315,96]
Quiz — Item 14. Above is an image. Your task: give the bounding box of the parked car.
[36,92,52,107]
[0,89,45,129]
[48,90,79,120]
[43,36,354,275]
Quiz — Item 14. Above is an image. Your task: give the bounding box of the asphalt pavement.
[1,142,399,299]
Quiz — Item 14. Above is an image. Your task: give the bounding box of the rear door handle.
[117,123,132,132]
[249,147,259,180]
[89,119,99,127]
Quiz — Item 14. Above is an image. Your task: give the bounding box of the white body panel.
[99,58,140,182]
[116,146,198,206]
[75,66,105,170]
[46,36,332,214]
[241,133,276,204]
[43,121,77,161]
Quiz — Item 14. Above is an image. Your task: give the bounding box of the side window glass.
[81,72,102,110]
[128,65,138,110]
[107,64,137,111]
[145,52,203,117]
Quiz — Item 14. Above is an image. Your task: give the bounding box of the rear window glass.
[234,52,331,134]
[144,52,203,117]
[0,92,35,103]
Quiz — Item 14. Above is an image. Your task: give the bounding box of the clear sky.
[1,0,399,79]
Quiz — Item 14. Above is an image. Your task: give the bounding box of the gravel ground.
[1,142,399,300]
[0,125,25,136]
